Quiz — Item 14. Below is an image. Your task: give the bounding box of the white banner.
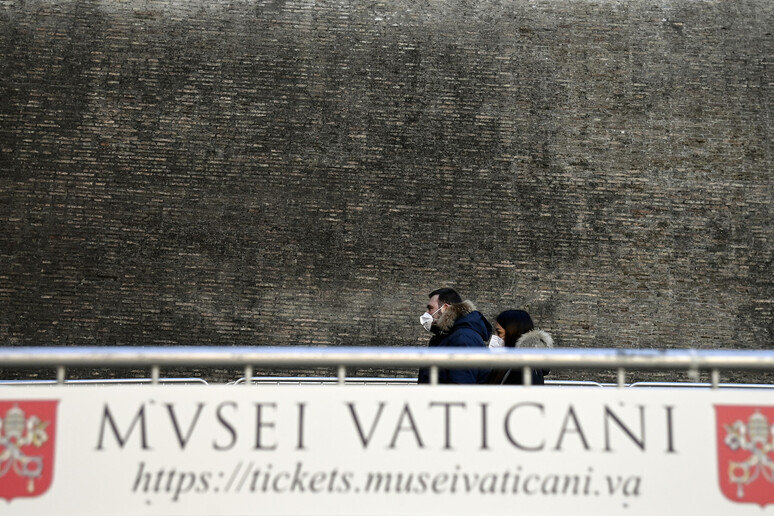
[1,385,774,515]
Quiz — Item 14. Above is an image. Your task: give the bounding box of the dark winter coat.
[488,329,554,385]
[418,301,492,384]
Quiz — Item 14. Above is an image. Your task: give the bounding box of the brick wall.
[1,0,771,357]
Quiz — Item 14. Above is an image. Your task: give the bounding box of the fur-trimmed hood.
[515,329,554,348]
[418,300,492,384]
[436,300,477,333]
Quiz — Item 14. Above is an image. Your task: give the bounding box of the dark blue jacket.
[418,306,492,384]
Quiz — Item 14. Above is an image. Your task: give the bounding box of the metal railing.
[2,346,774,388]
[0,377,208,386]
[229,377,613,387]
[230,376,417,386]
[229,378,774,389]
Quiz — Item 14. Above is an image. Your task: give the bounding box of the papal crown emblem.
[723,410,774,497]
[0,404,50,493]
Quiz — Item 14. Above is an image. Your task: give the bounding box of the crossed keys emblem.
[723,410,774,498]
[0,404,50,493]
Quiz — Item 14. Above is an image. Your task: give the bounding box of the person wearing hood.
[488,310,553,385]
[418,288,492,384]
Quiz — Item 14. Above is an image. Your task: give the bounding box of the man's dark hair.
[429,287,462,305]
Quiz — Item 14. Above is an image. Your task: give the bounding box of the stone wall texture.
[0,1,772,360]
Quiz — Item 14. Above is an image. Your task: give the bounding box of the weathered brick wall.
[1,1,772,356]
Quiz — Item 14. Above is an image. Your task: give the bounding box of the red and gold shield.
[715,405,774,507]
[0,400,59,501]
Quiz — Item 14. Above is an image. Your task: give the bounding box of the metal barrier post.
[57,366,66,385]
[522,366,532,386]
[711,369,720,390]
[430,366,439,385]
[245,365,253,386]
[151,365,160,385]
[617,368,626,388]
[688,349,700,381]
[337,365,346,385]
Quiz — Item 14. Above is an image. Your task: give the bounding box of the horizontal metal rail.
[0,378,208,386]
[229,378,774,389]
[2,346,774,388]
[627,381,774,389]
[4,346,774,369]
[232,376,417,385]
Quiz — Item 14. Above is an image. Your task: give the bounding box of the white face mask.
[488,335,505,349]
[420,306,443,332]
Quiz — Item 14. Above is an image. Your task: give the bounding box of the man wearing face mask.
[417,287,492,384]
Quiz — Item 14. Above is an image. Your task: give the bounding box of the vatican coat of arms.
[0,400,58,501]
[715,405,774,507]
